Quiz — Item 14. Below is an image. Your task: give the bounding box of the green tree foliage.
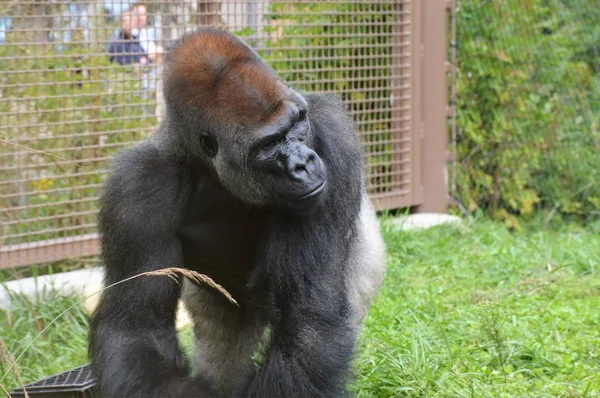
[455,0,600,227]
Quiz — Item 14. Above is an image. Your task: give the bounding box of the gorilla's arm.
[249,230,358,397]
[89,143,216,398]
[247,93,365,397]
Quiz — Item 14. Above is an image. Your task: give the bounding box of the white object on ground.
[0,267,104,312]
[386,213,462,231]
[1,266,191,329]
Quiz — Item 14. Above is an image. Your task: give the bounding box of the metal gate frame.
[370,0,448,212]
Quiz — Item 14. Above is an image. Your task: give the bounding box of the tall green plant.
[456,0,600,227]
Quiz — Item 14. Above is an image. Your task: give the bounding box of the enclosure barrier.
[0,0,448,268]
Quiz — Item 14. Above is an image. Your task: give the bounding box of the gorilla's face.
[161,30,327,213]
[206,93,327,213]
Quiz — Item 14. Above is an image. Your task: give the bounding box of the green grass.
[0,289,90,392]
[353,217,600,397]
[1,217,599,396]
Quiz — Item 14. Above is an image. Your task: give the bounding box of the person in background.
[108,8,148,66]
[128,2,164,65]
[108,2,164,118]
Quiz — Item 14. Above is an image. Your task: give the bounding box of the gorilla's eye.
[262,139,279,152]
[200,134,218,158]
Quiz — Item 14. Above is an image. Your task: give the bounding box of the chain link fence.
[2,1,447,268]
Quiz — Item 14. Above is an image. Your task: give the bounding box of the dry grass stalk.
[0,138,82,168]
[0,382,13,398]
[143,267,238,306]
[0,336,28,398]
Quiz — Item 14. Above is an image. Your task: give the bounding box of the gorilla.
[89,27,386,398]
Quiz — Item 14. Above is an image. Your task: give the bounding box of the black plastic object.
[9,364,97,398]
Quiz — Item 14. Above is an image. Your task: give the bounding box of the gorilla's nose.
[286,147,317,181]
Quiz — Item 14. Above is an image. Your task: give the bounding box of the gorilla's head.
[162,28,326,213]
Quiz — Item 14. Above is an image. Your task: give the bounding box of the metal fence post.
[414,0,449,213]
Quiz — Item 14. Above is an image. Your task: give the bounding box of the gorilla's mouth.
[296,181,326,201]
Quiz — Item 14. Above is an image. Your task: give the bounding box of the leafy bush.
[455,0,600,227]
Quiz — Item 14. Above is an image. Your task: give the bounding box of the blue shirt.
[108,33,148,66]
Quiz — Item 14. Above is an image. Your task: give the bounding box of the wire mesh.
[0,0,416,268]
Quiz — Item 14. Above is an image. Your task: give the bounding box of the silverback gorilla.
[89,28,386,398]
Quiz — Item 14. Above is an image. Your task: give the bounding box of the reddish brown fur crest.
[165,29,285,130]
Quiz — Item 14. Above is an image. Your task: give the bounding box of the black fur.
[89,29,371,398]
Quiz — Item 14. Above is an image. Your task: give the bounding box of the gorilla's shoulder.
[111,140,163,172]
[305,92,354,134]
[102,140,187,208]
[305,92,349,115]
[110,141,184,181]
[304,92,361,159]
